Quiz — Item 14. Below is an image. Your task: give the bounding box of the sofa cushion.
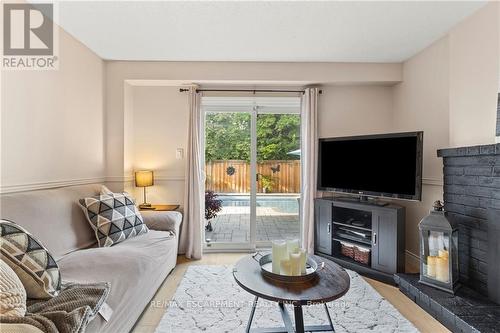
[57,230,177,333]
[0,220,61,299]
[0,258,26,317]
[0,184,102,259]
[79,192,148,247]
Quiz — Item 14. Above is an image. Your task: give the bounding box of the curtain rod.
[179,88,322,94]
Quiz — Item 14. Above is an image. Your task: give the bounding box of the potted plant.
[259,174,276,193]
[205,190,222,232]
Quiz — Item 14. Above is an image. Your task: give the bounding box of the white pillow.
[0,259,26,317]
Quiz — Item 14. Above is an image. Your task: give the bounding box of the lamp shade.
[135,171,154,187]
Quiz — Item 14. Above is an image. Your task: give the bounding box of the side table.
[139,204,180,211]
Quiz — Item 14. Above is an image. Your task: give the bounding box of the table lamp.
[135,170,154,209]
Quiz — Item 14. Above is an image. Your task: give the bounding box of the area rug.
[155,265,418,333]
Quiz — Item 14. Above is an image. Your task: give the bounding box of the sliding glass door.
[203,97,301,251]
[255,111,301,247]
[204,110,254,250]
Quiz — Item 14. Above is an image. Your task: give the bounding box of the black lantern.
[418,200,459,293]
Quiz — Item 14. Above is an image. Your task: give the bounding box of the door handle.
[373,232,377,246]
[327,223,331,234]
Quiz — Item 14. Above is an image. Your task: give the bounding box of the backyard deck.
[205,205,300,243]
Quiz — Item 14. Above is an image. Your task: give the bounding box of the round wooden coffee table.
[233,254,350,333]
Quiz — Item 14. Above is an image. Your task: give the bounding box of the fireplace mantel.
[437,143,499,158]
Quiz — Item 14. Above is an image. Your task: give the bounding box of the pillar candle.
[427,256,437,278]
[286,238,300,257]
[280,259,292,276]
[438,249,449,259]
[436,256,449,283]
[272,240,287,274]
[298,248,307,275]
[290,253,301,276]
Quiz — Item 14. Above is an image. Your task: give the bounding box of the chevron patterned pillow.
[0,220,61,299]
[79,192,149,247]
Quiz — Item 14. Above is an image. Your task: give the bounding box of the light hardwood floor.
[132,253,449,333]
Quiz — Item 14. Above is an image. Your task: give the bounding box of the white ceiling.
[51,1,486,62]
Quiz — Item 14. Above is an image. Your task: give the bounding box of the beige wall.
[1,25,105,193]
[319,85,394,138]
[392,2,500,257]
[127,86,189,205]
[449,2,499,147]
[393,37,450,182]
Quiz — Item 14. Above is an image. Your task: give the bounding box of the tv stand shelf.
[333,237,371,248]
[314,197,405,284]
[332,221,372,232]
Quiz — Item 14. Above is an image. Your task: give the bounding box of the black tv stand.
[314,198,405,284]
[333,195,389,207]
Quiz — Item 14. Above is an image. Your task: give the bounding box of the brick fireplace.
[438,143,500,302]
[395,143,500,332]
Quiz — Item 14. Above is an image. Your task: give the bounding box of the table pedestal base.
[246,297,335,333]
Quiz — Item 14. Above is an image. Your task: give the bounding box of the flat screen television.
[318,131,423,201]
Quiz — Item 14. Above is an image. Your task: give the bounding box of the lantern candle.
[427,256,437,278]
[436,251,449,282]
[272,240,287,274]
[439,249,449,259]
[418,200,458,293]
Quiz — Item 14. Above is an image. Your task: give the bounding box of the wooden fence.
[205,160,300,193]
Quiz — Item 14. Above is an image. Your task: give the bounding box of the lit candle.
[272,240,287,274]
[290,252,301,276]
[298,248,307,275]
[427,256,437,278]
[438,249,449,259]
[436,254,449,282]
[286,238,300,257]
[280,259,292,276]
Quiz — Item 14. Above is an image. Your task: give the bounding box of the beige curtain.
[179,87,204,259]
[300,88,319,253]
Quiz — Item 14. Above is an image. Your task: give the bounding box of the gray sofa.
[0,184,182,333]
